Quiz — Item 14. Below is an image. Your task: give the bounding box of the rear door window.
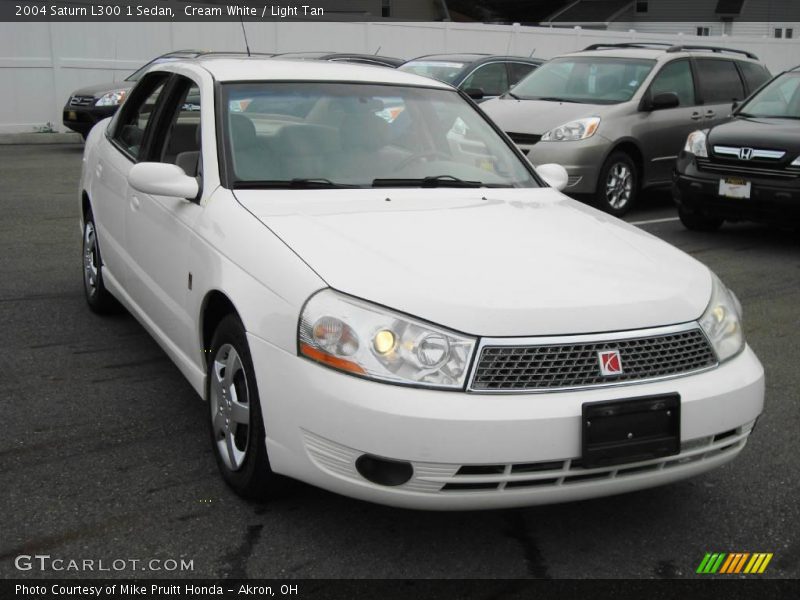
[695,59,745,103]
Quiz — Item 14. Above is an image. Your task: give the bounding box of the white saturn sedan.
[79,55,764,510]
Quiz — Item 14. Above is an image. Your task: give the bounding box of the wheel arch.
[607,139,645,188]
[200,290,244,367]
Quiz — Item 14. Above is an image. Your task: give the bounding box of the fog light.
[355,454,413,486]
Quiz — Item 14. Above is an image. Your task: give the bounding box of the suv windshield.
[510,56,655,104]
[398,61,466,84]
[738,72,800,118]
[221,82,537,189]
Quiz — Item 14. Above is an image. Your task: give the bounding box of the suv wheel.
[207,314,285,500]
[678,207,724,232]
[596,152,638,216]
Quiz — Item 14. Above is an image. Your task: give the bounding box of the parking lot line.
[629,217,680,226]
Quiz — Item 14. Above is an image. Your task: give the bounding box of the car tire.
[82,208,119,314]
[678,207,724,232]
[595,151,638,217]
[207,314,285,500]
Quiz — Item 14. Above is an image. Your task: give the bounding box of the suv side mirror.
[464,87,485,100]
[644,92,680,111]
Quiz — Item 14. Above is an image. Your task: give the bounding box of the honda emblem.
[738,147,754,160]
[598,350,623,376]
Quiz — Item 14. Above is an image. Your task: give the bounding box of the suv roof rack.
[583,43,674,51]
[666,45,758,60]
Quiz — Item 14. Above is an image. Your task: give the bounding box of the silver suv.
[481,43,771,215]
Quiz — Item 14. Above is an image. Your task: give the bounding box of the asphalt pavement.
[1,144,798,580]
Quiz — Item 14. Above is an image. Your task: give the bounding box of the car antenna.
[374,46,381,55]
[529,48,536,57]
[239,17,251,57]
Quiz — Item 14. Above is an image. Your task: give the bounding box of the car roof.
[271,52,404,67]
[181,56,452,87]
[404,54,543,66]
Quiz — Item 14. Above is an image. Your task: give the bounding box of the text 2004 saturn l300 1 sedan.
[79,56,763,510]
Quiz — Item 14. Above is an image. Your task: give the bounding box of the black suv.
[674,66,800,229]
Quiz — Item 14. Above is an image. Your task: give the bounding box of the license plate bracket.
[581,394,680,469]
[719,177,751,199]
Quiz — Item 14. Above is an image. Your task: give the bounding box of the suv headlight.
[541,117,600,141]
[95,90,127,107]
[299,289,476,389]
[699,273,744,362]
[684,130,709,158]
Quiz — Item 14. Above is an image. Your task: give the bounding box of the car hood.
[235,188,711,337]
[482,97,605,135]
[708,116,800,157]
[68,80,135,98]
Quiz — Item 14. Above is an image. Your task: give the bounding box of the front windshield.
[221,82,538,188]
[398,61,466,84]
[510,56,655,104]
[738,72,800,118]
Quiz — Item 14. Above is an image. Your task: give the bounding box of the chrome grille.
[471,328,716,392]
[697,157,799,179]
[69,95,95,107]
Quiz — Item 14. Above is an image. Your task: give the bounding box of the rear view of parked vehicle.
[482,43,771,215]
[674,65,800,230]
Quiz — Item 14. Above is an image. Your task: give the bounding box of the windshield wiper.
[232,178,359,189]
[372,175,487,188]
[505,91,521,100]
[534,96,580,103]
[737,112,800,120]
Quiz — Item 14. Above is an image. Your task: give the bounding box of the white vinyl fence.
[1,20,799,133]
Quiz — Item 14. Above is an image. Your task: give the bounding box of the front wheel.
[678,207,724,232]
[207,314,285,500]
[595,152,638,217]
[82,208,119,314]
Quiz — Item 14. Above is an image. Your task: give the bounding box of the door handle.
[705,110,716,118]
[130,196,141,210]
[691,112,702,120]
[95,163,103,179]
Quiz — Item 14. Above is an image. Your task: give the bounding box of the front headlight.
[699,273,744,362]
[95,90,127,107]
[299,289,476,389]
[684,130,709,157]
[541,117,600,141]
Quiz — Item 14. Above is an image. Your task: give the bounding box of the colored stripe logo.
[697,552,773,574]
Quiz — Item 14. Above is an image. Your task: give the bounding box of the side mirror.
[731,99,740,111]
[537,163,569,191]
[128,162,199,200]
[645,92,680,111]
[464,87,485,100]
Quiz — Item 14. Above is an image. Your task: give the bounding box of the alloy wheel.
[605,162,633,210]
[210,344,251,471]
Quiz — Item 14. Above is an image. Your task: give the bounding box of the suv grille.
[69,95,95,107]
[697,147,800,179]
[471,328,716,392]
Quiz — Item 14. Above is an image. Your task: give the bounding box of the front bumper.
[248,333,764,510]
[520,136,610,195]
[62,103,118,136]
[673,153,800,223]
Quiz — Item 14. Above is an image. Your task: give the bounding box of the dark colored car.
[398,53,544,101]
[270,52,405,68]
[673,65,800,230]
[63,50,272,137]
